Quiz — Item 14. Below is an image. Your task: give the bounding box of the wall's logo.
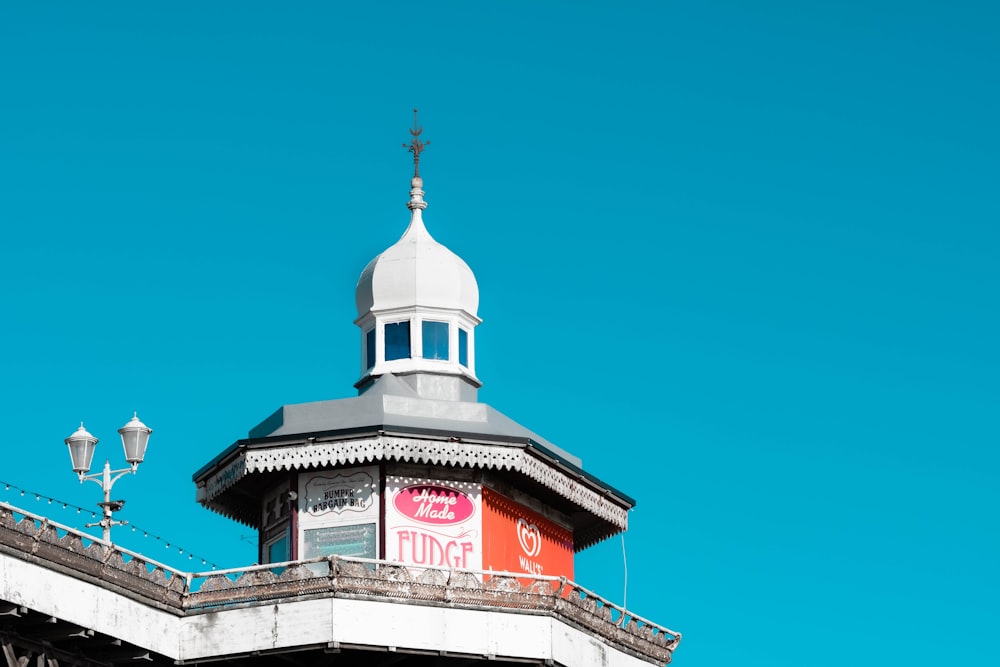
[516,518,542,557]
[394,484,475,525]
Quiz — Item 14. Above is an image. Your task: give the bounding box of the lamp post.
[64,413,152,542]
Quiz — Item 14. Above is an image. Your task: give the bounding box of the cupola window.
[365,328,376,370]
[458,328,469,367]
[385,321,411,360]
[422,320,449,360]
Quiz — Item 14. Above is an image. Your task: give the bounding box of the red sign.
[393,484,476,526]
[481,487,574,581]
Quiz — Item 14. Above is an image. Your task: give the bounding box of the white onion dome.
[355,177,479,318]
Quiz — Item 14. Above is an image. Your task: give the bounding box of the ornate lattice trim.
[203,435,628,530]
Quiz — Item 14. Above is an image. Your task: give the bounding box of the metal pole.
[102,459,112,542]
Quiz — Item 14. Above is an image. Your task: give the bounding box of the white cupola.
[354,113,481,401]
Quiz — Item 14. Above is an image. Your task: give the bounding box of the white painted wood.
[0,555,178,657]
[1,551,659,666]
[551,620,655,667]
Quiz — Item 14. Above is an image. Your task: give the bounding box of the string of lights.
[1,479,221,569]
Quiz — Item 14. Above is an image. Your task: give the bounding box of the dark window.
[422,321,449,360]
[267,534,289,564]
[385,321,411,360]
[458,328,469,367]
[365,328,376,369]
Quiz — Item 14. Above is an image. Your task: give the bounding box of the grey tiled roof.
[249,373,582,468]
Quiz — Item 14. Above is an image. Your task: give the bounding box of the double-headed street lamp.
[63,414,153,542]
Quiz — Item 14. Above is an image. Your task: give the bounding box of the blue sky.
[1,2,998,665]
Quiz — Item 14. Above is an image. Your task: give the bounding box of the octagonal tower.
[194,116,634,584]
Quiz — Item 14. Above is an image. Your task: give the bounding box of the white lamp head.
[65,423,98,476]
[118,413,152,468]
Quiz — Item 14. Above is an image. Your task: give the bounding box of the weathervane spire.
[403,108,429,178]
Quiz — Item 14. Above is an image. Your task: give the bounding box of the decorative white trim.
[201,456,246,502]
[203,435,628,530]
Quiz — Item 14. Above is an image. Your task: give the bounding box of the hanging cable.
[0,478,219,569]
[621,531,629,610]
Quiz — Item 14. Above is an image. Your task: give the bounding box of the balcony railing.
[0,501,680,664]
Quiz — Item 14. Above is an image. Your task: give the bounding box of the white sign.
[304,470,375,516]
[385,476,482,571]
[298,466,380,560]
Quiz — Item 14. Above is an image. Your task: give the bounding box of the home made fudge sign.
[386,478,482,571]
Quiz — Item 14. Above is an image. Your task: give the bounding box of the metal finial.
[403,108,429,177]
